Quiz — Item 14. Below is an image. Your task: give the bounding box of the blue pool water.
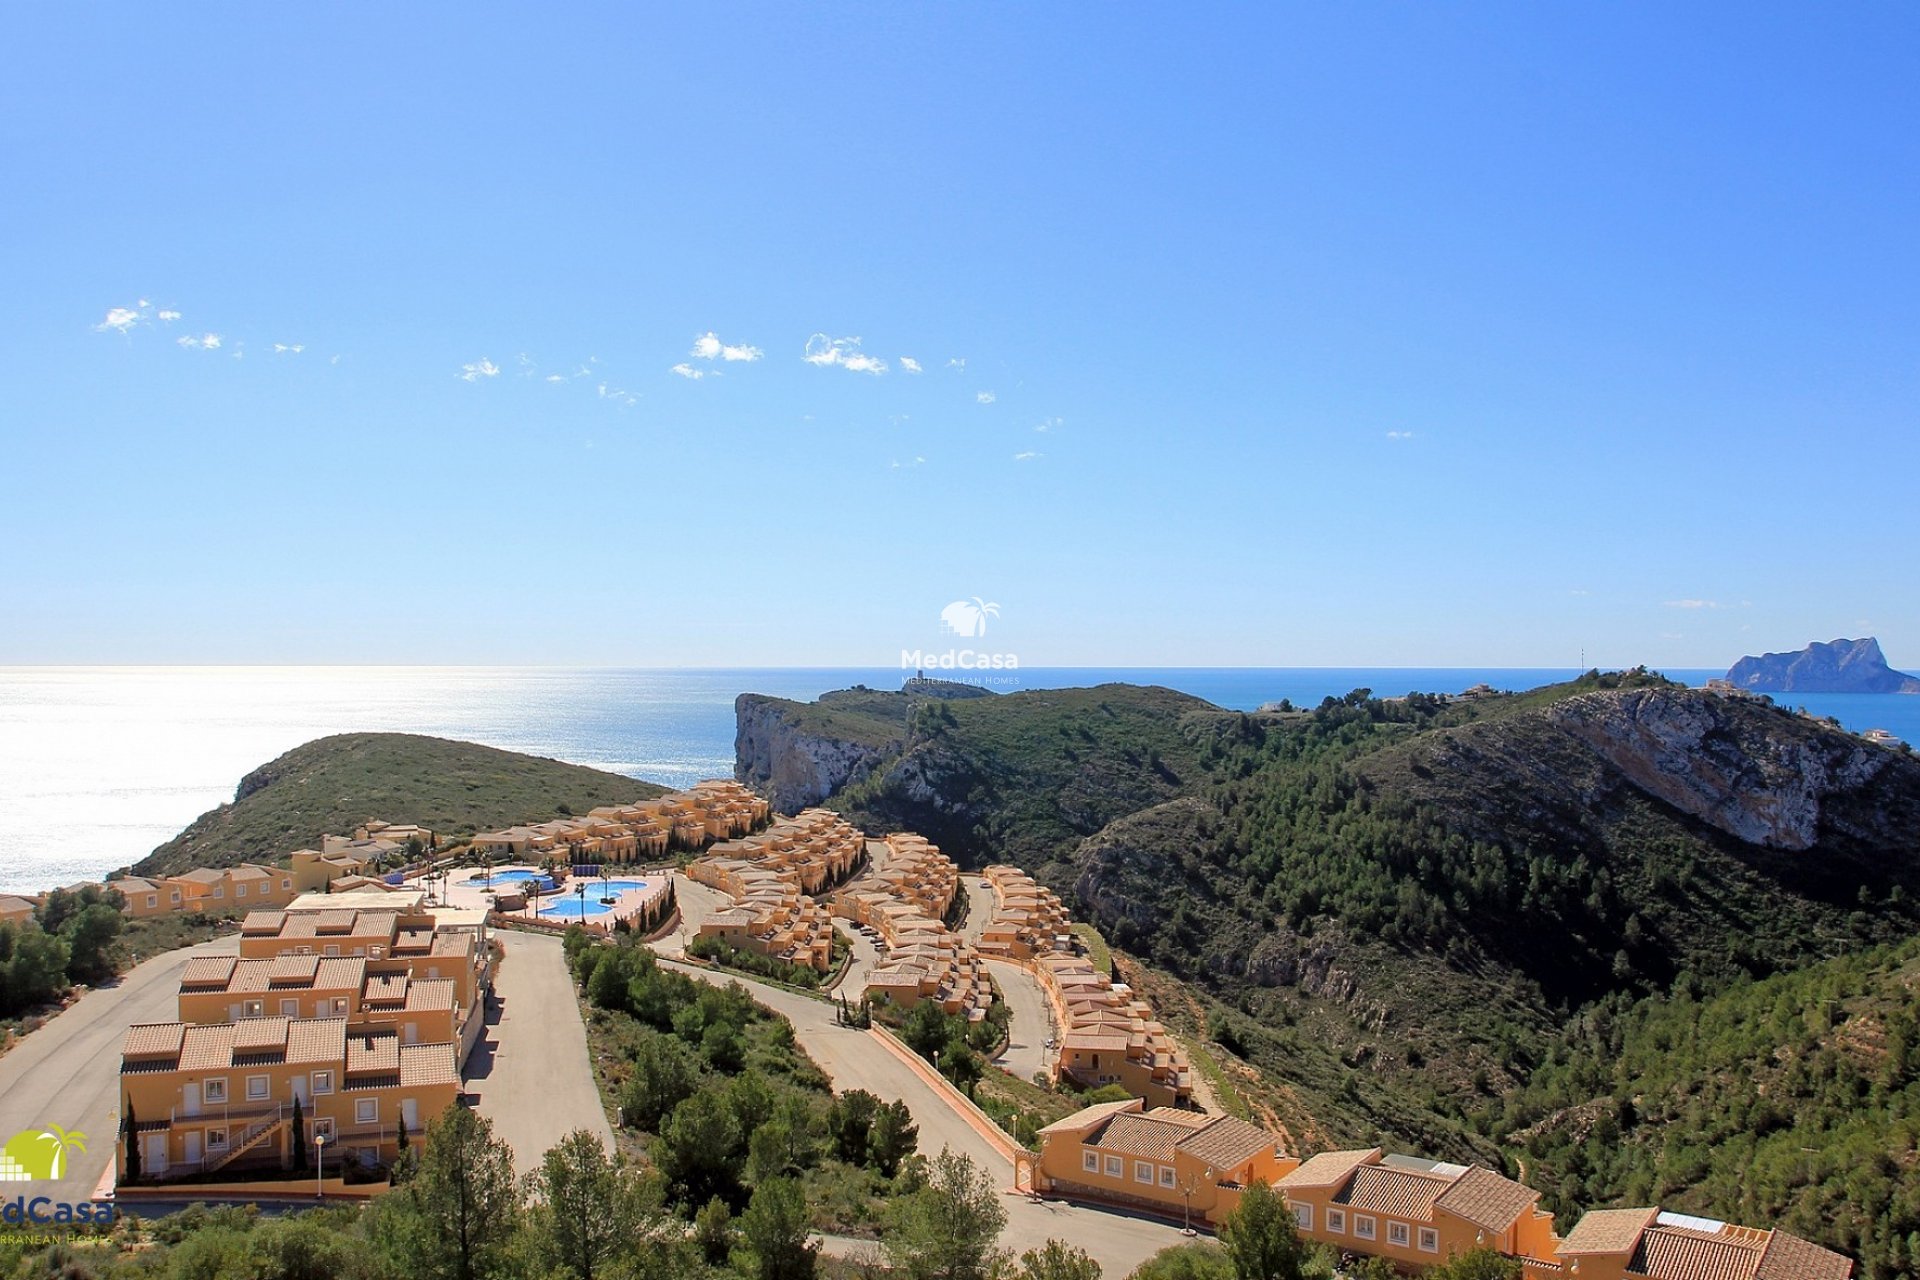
[539,897,614,918]
[593,879,651,893]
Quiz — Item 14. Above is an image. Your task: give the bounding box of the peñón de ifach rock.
[1726,637,1920,694]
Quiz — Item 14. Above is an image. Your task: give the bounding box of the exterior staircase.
[206,1106,286,1174]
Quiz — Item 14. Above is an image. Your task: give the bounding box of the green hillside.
[750,671,1920,1268]
[134,733,668,877]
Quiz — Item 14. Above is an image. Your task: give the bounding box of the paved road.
[958,874,993,944]
[984,958,1054,1083]
[653,953,1189,1276]
[468,931,615,1178]
[659,871,732,957]
[0,934,239,1205]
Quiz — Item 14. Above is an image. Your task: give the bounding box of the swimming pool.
[594,879,651,894]
[469,870,555,892]
[538,897,614,918]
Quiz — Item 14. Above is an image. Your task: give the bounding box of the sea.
[3,665,1917,896]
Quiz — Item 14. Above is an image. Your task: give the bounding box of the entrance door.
[184,1132,202,1167]
[182,1083,201,1116]
[404,1022,419,1045]
[401,1098,419,1134]
[143,1133,169,1176]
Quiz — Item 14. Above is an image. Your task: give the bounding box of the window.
[242,1000,265,1017]
[247,1075,269,1100]
[1135,1161,1154,1184]
[1083,1150,1099,1173]
[203,1078,228,1103]
[1354,1215,1376,1241]
[332,997,349,1015]
[323,945,340,956]
[1327,1210,1346,1235]
[146,895,158,909]
[311,1070,334,1095]
[1160,1166,1177,1188]
[1388,1221,1410,1248]
[206,1127,229,1151]
[1418,1228,1439,1253]
[281,999,299,1016]
[355,1099,378,1125]
[312,1117,335,1141]
[282,879,292,890]
[1293,1202,1313,1231]
[236,884,247,898]
[1104,1155,1123,1178]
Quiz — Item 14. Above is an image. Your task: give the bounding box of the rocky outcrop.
[1727,637,1920,694]
[1547,687,1890,850]
[733,694,904,813]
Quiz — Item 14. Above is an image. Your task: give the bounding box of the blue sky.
[4,5,1917,670]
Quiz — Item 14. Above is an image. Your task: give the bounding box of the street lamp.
[314,1132,326,1199]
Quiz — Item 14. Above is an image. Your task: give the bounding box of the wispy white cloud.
[96,306,144,334]
[177,333,223,350]
[273,343,305,355]
[597,383,638,406]
[545,373,569,384]
[691,331,763,363]
[1567,589,1592,597]
[516,353,537,377]
[946,357,966,370]
[1035,417,1062,433]
[1385,430,1415,440]
[890,456,927,470]
[1014,450,1042,461]
[1664,599,1721,610]
[459,357,500,382]
[976,391,996,405]
[670,363,706,380]
[804,334,886,375]
[157,309,181,323]
[899,357,923,374]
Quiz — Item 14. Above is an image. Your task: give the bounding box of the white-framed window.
[1293,1202,1313,1231]
[236,884,247,898]
[311,1070,334,1095]
[355,1098,378,1125]
[202,1077,228,1103]
[282,879,293,891]
[242,999,265,1017]
[1328,1209,1346,1234]
[352,946,365,956]
[281,999,299,1016]
[247,1075,270,1100]
[1083,1150,1099,1173]
[1160,1166,1177,1188]
[324,945,340,956]
[312,1117,335,1141]
[170,891,182,904]
[206,1126,229,1151]
[146,895,158,909]
[427,966,441,979]
[332,997,350,1015]
[1388,1221,1410,1247]
[1418,1228,1439,1253]
[1135,1161,1154,1184]
[1353,1215,1376,1240]
[1104,1155,1123,1178]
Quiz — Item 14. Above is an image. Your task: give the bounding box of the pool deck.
[442,864,670,932]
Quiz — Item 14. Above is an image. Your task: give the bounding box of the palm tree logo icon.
[0,1124,88,1181]
[940,598,1001,638]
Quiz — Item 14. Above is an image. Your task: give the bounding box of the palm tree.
[36,1125,87,1179]
[971,598,1000,635]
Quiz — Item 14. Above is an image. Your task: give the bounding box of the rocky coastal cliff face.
[733,695,902,813]
[1727,636,1920,694]
[1546,687,1893,850]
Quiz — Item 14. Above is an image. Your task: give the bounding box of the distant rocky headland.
[1726,636,1920,695]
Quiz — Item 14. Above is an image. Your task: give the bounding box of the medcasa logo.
[902,597,1021,684]
[0,1125,115,1225]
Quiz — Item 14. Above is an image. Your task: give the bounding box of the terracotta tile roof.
[286,1018,347,1064]
[241,910,286,934]
[1755,1231,1853,1280]
[1093,1112,1203,1162]
[179,1024,239,1071]
[232,1017,292,1053]
[1560,1208,1660,1256]
[1335,1164,1452,1221]
[1175,1115,1281,1171]
[1632,1227,1764,1280]
[1038,1099,1142,1135]
[363,972,410,1003]
[180,956,239,988]
[399,1042,460,1087]
[123,1022,186,1059]
[346,1031,401,1076]
[1278,1148,1382,1190]
[268,954,322,984]
[314,957,367,989]
[175,868,226,885]
[405,978,456,1012]
[1435,1165,1542,1232]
